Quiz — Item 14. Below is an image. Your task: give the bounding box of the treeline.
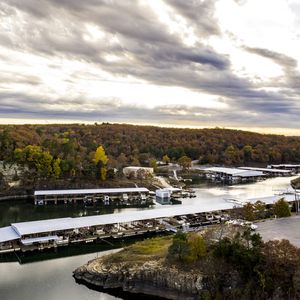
[168,229,300,299]
[1,123,300,179]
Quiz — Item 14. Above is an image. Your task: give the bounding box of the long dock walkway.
[1,192,298,253]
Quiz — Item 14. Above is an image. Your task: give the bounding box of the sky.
[1,0,300,135]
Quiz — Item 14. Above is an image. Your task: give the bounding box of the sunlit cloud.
[0,0,300,134]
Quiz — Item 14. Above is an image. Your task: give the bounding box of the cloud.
[244,46,298,69]
[0,0,300,131]
[1,91,300,129]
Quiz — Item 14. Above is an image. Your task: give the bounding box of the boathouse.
[34,187,150,205]
[268,164,300,173]
[204,167,264,184]
[1,192,299,253]
[238,167,293,176]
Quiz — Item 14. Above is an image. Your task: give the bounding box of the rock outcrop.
[74,258,207,300]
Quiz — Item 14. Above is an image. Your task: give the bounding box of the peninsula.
[74,225,300,299]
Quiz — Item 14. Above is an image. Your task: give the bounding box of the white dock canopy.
[34,187,149,196]
[0,226,20,243]
[1,191,299,243]
[204,167,264,177]
[12,204,239,237]
[239,167,291,174]
[21,235,59,245]
[268,164,300,168]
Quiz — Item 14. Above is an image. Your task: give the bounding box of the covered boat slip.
[20,235,59,245]
[0,226,20,252]
[238,167,293,176]
[34,187,150,205]
[0,226,20,243]
[1,191,299,252]
[204,167,264,184]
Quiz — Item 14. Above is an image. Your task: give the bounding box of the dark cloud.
[0,1,300,130]
[244,46,298,69]
[1,91,300,129]
[164,0,220,36]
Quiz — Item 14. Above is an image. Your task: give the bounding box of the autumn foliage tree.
[14,145,57,178]
[3,123,300,185]
[273,198,291,218]
[178,155,192,170]
[93,145,108,181]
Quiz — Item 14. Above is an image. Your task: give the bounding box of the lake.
[0,175,297,300]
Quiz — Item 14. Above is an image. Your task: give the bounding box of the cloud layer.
[1,0,300,132]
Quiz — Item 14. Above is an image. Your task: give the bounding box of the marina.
[204,167,265,184]
[34,187,151,206]
[1,175,299,254]
[0,175,299,300]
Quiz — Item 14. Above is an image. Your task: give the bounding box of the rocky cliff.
[74,258,208,300]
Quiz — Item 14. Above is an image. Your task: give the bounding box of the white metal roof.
[160,187,182,192]
[269,164,300,168]
[0,226,20,243]
[123,167,153,171]
[21,235,59,245]
[204,167,264,177]
[3,192,298,241]
[239,167,291,174]
[12,217,73,236]
[11,203,237,236]
[34,187,149,196]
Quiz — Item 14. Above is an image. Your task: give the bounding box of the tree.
[224,145,240,164]
[168,231,190,261]
[93,145,108,165]
[162,154,170,165]
[242,202,255,221]
[93,145,108,181]
[52,158,61,178]
[263,239,300,294]
[273,198,291,218]
[178,155,191,170]
[14,145,54,177]
[243,145,253,162]
[131,157,140,166]
[254,201,266,219]
[149,159,157,171]
[117,153,128,168]
[189,233,206,260]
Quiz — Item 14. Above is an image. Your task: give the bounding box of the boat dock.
[204,167,264,184]
[1,190,298,254]
[34,187,151,206]
[238,167,293,176]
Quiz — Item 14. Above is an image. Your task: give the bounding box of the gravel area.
[256,215,300,246]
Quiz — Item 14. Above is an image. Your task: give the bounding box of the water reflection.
[0,176,297,227]
[0,176,297,300]
[0,249,121,300]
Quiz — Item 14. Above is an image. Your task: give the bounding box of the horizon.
[0,119,299,137]
[1,1,300,134]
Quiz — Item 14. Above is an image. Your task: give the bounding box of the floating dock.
[34,187,151,206]
[1,191,299,254]
[238,167,293,176]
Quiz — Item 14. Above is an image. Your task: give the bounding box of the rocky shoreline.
[73,258,206,300]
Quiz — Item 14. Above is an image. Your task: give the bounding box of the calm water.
[0,176,296,227]
[0,175,297,300]
[0,249,122,300]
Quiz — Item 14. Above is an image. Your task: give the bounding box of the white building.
[123,166,154,178]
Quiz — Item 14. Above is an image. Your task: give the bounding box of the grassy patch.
[103,235,173,264]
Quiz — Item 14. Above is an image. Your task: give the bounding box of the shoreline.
[73,258,203,300]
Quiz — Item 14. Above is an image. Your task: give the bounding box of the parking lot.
[257,215,300,246]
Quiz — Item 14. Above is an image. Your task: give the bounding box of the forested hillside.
[1,123,300,181]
